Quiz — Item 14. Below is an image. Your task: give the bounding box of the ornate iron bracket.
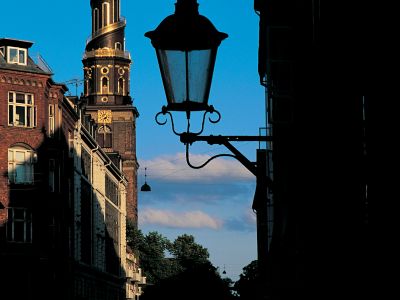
[155,105,221,136]
[155,106,273,187]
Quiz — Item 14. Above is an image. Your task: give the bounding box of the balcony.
[83,48,130,60]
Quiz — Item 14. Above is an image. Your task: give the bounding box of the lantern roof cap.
[145,0,228,50]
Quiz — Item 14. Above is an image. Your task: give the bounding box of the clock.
[97,110,112,124]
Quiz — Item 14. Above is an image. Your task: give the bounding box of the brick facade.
[0,37,139,300]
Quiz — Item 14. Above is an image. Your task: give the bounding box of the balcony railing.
[83,48,130,59]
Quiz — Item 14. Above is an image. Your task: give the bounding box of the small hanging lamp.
[140,167,151,192]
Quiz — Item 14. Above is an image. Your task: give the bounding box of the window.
[114,0,120,22]
[8,146,35,184]
[81,148,91,181]
[7,208,32,243]
[115,42,122,50]
[0,46,4,57]
[81,179,92,264]
[105,202,120,274]
[48,104,55,137]
[7,47,27,65]
[105,175,119,205]
[8,91,36,127]
[118,77,124,95]
[97,125,112,148]
[85,79,89,96]
[93,8,99,32]
[68,130,74,157]
[49,159,55,192]
[101,77,109,94]
[102,2,110,27]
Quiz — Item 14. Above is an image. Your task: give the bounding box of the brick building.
[0,37,143,299]
[0,37,74,299]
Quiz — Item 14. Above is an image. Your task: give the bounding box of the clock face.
[98,110,112,124]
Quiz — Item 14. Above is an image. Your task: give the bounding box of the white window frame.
[7,208,32,243]
[0,46,5,57]
[7,47,27,65]
[8,91,36,128]
[8,146,36,184]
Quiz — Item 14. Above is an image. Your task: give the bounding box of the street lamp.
[145,1,272,298]
[140,167,151,192]
[145,0,273,179]
[145,0,227,117]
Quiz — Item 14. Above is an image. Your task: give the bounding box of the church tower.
[82,0,139,223]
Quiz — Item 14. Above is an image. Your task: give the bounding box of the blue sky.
[1,0,266,280]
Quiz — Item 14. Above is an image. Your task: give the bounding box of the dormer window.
[7,47,27,65]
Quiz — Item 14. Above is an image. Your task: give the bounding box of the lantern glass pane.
[188,49,215,105]
[157,48,217,108]
[157,49,186,104]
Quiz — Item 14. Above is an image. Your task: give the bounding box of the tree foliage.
[233,260,259,300]
[126,222,236,299]
[169,234,209,267]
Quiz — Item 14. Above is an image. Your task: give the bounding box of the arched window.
[85,78,93,96]
[85,79,89,96]
[101,77,109,94]
[114,0,120,22]
[102,2,110,27]
[8,145,36,184]
[97,125,112,148]
[118,77,124,95]
[115,42,122,50]
[93,8,99,32]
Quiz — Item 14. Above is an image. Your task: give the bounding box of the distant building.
[126,250,146,299]
[82,0,139,224]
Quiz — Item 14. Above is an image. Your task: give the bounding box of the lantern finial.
[175,0,199,15]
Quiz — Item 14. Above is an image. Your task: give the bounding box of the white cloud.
[139,153,254,183]
[139,208,223,230]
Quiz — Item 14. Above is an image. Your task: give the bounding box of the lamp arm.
[181,133,273,186]
[182,134,257,175]
[185,143,236,169]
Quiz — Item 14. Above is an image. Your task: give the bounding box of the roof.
[0,37,51,75]
[0,38,34,49]
[0,54,51,75]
